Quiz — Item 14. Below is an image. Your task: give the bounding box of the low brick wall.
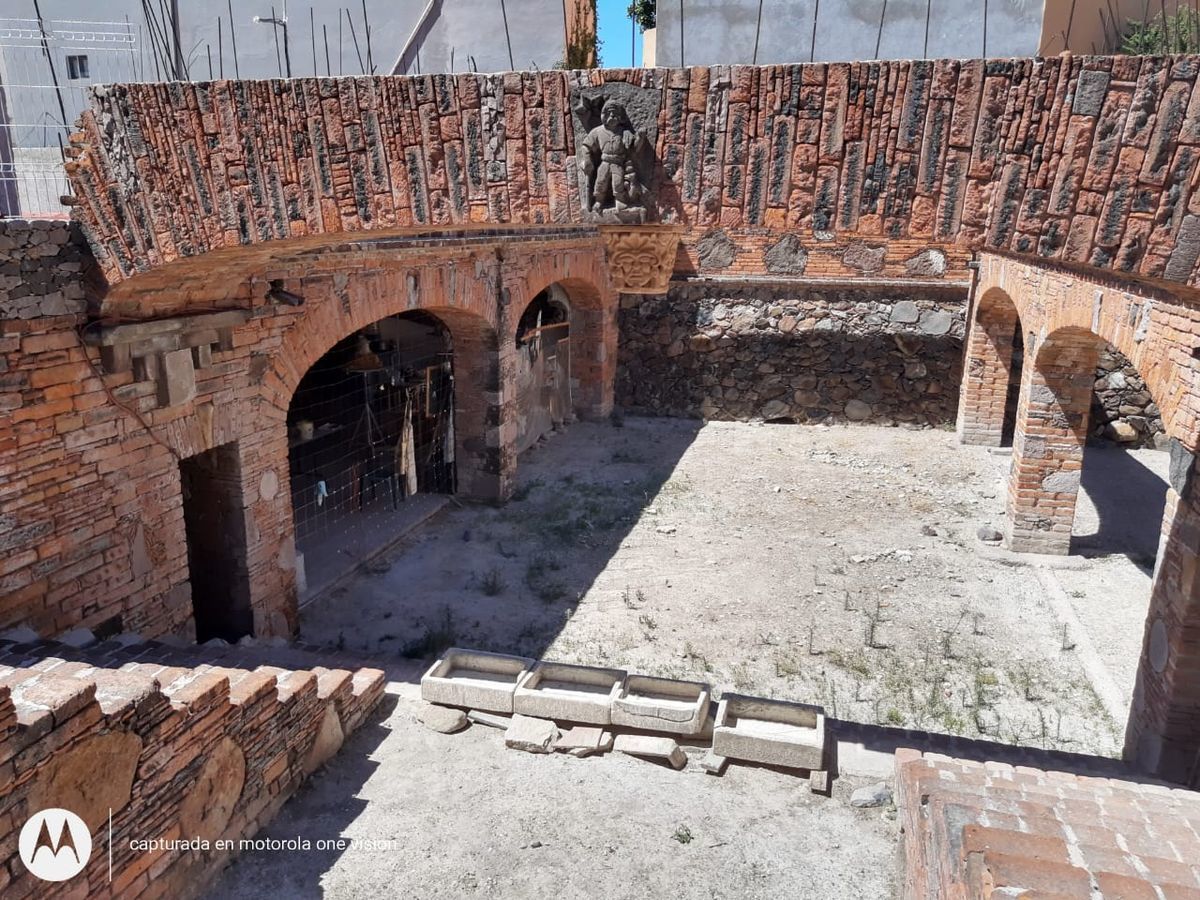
[616,279,966,425]
[0,634,385,899]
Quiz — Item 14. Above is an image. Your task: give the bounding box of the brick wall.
[617,280,965,425]
[1,220,612,641]
[0,635,384,899]
[67,56,1200,294]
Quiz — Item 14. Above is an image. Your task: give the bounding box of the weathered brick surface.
[67,58,1200,292]
[0,633,385,900]
[896,750,1200,900]
[959,252,1200,785]
[1,220,613,640]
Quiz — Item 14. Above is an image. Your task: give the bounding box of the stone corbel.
[599,225,683,295]
[84,310,248,407]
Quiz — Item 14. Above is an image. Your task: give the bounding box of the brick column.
[446,314,507,503]
[1125,441,1200,787]
[957,291,1020,446]
[1005,331,1098,555]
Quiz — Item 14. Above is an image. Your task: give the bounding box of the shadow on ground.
[1072,444,1168,570]
[298,417,704,671]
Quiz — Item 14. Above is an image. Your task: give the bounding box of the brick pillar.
[1005,331,1098,555]
[1126,441,1200,787]
[957,291,1020,446]
[443,312,507,503]
[571,301,617,420]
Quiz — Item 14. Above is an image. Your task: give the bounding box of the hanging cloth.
[395,393,419,497]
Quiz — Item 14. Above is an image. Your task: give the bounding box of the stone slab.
[467,709,513,729]
[613,734,687,770]
[504,714,560,754]
[421,648,535,714]
[712,694,826,771]
[700,750,729,776]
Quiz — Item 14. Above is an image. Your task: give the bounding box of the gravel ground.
[208,418,1170,899]
[301,418,1169,759]
[209,686,899,900]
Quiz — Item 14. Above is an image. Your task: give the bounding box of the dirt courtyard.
[301,417,1169,760]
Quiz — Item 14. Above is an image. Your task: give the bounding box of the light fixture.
[345,332,383,372]
[267,279,304,306]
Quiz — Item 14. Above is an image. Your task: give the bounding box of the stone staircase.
[895,749,1200,899]
[0,627,388,900]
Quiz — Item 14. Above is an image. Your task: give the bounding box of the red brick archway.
[961,251,1200,786]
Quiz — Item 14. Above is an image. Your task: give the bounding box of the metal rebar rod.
[753,0,764,64]
[323,24,331,75]
[346,7,366,74]
[679,0,685,66]
[876,0,888,59]
[218,17,224,78]
[1065,0,1078,50]
[228,0,241,78]
[499,0,515,70]
[924,0,931,58]
[311,7,317,75]
[362,0,374,73]
[982,0,988,58]
[207,43,213,79]
[811,0,820,62]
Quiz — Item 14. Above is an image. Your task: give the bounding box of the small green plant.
[1121,8,1200,55]
[480,568,507,596]
[672,824,693,844]
[886,707,904,726]
[511,478,542,502]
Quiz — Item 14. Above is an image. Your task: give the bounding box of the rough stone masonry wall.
[67,55,1200,294]
[617,281,965,424]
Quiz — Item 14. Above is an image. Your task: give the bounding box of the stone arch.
[958,286,1025,447]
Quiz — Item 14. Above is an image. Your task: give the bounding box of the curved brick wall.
[68,55,1200,292]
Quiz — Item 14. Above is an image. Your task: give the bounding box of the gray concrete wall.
[653,0,1045,66]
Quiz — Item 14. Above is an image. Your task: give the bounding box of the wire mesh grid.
[287,346,457,546]
[0,16,147,217]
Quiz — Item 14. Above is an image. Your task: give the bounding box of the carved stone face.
[602,104,624,130]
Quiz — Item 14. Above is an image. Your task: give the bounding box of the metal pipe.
[500,0,515,70]
[876,0,888,59]
[753,0,764,64]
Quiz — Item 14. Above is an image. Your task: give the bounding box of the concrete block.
[712,694,826,771]
[611,674,711,736]
[613,734,687,770]
[700,750,729,775]
[809,768,831,795]
[504,714,559,753]
[513,661,626,725]
[421,648,535,714]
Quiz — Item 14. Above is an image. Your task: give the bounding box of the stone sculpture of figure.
[578,99,647,221]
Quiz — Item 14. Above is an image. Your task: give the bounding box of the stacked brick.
[1,217,611,641]
[0,630,384,898]
[67,56,1200,292]
[896,749,1200,899]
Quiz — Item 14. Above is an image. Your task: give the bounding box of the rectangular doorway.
[179,442,254,642]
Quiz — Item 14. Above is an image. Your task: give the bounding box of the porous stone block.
[700,750,729,775]
[504,714,559,753]
[555,725,612,756]
[513,661,626,725]
[712,694,826,771]
[611,674,710,735]
[613,734,687,770]
[421,648,535,714]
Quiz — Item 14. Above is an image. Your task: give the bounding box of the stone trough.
[611,674,711,735]
[513,661,627,724]
[420,648,535,713]
[712,694,826,771]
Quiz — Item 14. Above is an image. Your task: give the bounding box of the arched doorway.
[513,285,572,455]
[286,310,459,596]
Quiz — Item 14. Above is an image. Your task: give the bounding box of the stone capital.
[599,225,683,295]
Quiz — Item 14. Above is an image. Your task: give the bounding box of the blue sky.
[596,0,645,68]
